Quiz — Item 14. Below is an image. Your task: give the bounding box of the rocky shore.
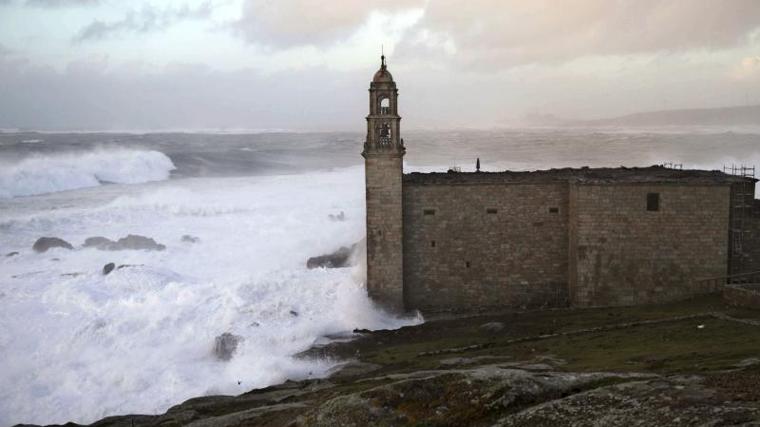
[19,295,760,427]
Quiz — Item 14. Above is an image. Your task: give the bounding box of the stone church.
[362,56,760,312]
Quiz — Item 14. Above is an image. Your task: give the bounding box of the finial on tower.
[381,45,386,69]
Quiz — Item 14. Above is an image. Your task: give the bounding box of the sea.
[1,127,759,425]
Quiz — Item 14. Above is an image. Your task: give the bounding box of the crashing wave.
[0,149,176,198]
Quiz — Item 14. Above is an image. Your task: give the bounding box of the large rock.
[113,235,166,251]
[307,247,352,269]
[214,333,242,361]
[83,236,114,249]
[82,235,166,251]
[102,263,116,275]
[307,239,365,269]
[32,237,73,253]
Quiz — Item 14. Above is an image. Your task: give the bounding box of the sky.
[0,0,759,131]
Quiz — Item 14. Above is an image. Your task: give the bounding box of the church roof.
[373,68,394,82]
[372,54,393,83]
[404,165,757,186]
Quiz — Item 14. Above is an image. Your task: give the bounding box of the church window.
[379,97,391,115]
[647,193,660,211]
[377,122,392,145]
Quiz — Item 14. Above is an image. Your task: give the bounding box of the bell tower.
[362,54,405,311]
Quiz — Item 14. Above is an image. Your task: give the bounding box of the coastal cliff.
[23,295,760,427]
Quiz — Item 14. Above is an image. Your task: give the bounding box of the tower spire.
[381,45,386,69]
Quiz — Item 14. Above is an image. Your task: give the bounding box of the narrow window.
[431,240,436,247]
[486,208,498,214]
[423,209,436,216]
[549,207,559,214]
[465,261,471,268]
[647,193,660,211]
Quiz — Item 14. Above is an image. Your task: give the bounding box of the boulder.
[112,235,165,251]
[214,333,242,361]
[83,236,115,249]
[82,235,165,251]
[33,237,73,253]
[181,235,199,243]
[103,263,116,275]
[306,239,366,269]
[307,247,351,269]
[5,251,19,257]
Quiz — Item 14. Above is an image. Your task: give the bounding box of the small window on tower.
[647,193,660,211]
[431,240,436,247]
[486,208,498,214]
[423,209,436,216]
[549,207,559,214]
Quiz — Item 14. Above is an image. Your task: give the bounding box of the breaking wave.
[0,149,176,198]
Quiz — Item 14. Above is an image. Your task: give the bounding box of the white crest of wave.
[0,167,422,426]
[0,149,176,198]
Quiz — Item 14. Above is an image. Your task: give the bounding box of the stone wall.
[570,184,731,307]
[739,198,760,273]
[723,284,760,310]
[365,154,404,311]
[402,182,569,311]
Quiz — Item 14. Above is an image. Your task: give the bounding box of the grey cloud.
[399,0,760,69]
[235,0,424,47]
[74,2,212,42]
[0,56,370,131]
[26,0,99,7]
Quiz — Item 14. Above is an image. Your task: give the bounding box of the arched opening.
[379,97,391,115]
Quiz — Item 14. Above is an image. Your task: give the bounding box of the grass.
[318,295,760,376]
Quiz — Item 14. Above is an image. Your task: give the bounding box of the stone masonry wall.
[570,184,731,307]
[365,155,404,311]
[402,182,569,311]
[724,284,760,310]
[736,197,760,274]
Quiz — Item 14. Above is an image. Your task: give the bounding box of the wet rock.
[181,235,199,243]
[83,235,166,251]
[307,239,366,270]
[5,251,19,257]
[113,235,165,251]
[83,236,114,249]
[307,247,351,269]
[103,263,116,275]
[214,333,242,361]
[290,310,299,317]
[32,237,73,253]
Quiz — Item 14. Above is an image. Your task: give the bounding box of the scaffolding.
[724,165,756,277]
[662,162,683,170]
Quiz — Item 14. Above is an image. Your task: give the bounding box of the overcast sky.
[1,0,759,131]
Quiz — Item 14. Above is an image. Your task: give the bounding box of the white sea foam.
[0,167,421,426]
[0,149,176,198]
